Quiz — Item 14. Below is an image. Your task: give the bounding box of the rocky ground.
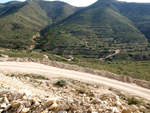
[0,73,150,113]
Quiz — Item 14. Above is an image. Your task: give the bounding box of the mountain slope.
[0,1,51,49]
[51,0,147,43]
[113,2,150,41]
[37,1,82,23]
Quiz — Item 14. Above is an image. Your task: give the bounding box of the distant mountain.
[3,1,21,6]
[0,0,150,53]
[0,1,51,48]
[51,0,147,44]
[37,1,82,23]
[113,2,150,41]
[0,0,80,49]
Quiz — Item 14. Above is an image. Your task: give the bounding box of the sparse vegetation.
[56,79,67,87]
[128,97,140,105]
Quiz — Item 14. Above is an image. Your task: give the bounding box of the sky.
[0,0,150,7]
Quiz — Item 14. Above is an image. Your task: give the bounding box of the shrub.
[56,80,67,87]
[128,97,139,105]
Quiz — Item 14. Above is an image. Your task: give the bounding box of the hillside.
[52,0,146,43]
[113,2,150,41]
[37,1,82,23]
[0,1,51,49]
[37,0,148,56]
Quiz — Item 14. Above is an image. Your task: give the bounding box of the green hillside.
[36,0,147,56]
[0,1,51,49]
[37,1,82,23]
[113,2,150,41]
[51,0,147,43]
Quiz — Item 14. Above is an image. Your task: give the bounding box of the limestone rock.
[11,100,22,108]
[14,91,24,100]
[0,103,7,108]
[25,101,31,107]
[121,109,132,113]
[4,104,11,111]
[48,102,58,110]
[58,110,67,113]
[21,108,30,113]
[0,98,3,102]
[0,109,4,113]
[17,105,24,113]
[89,106,95,112]
[4,96,9,104]
[92,98,102,104]
[45,99,56,107]
[84,97,90,102]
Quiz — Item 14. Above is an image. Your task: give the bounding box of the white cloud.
[46,0,97,7]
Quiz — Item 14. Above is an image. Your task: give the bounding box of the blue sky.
[0,0,150,7]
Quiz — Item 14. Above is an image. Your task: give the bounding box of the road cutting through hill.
[0,62,150,101]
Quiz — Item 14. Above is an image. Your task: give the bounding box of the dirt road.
[0,62,150,101]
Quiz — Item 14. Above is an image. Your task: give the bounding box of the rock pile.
[0,83,143,113]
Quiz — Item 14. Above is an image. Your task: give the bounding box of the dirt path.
[0,62,150,101]
[100,50,120,60]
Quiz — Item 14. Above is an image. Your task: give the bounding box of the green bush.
[128,97,139,105]
[56,80,67,87]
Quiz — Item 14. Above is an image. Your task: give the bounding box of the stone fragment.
[110,107,120,113]
[0,109,3,113]
[0,103,6,108]
[89,106,95,112]
[17,105,24,113]
[58,110,67,113]
[71,105,77,110]
[11,100,22,108]
[25,101,31,107]
[14,91,24,100]
[58,104,70,110]
[0,98,3,102]
[48,102,58,110]
[34,101,40,106]
[84,97,90,102]
[45,99,55,106]
[92,98,102,104]
[4,104,11,111]
[121,109,132,113]
[21,108,30,113]
[4,96,9,104]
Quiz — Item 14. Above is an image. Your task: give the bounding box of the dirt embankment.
[0,57,150,90]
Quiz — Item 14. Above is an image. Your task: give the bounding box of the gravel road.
[0,62,150,101]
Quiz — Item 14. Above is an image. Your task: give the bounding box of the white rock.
[89,106,95,112]
[110,107,120,113]
[4,96,9,104]
[84,97,90,102]
[14,91,24,100]
[0,103,6,108]
[116,95,120,101]
[103,101,108,104]
[116,101,121,106]
[4,104,11,111]
[92,98,102,104]
[45,99,56,106]
[25,101,31,107]
[21,108,30,113]
[17,105,24,113]
[48,102,58,110]
[0,109,3,113]
[0,98,3,102]
[58,110,67,113]
[11,100,22,108]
